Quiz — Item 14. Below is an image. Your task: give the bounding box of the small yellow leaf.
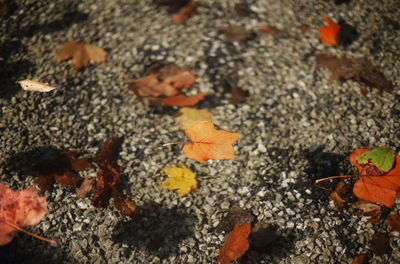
[176,107,212,130]
[162,165,197,196]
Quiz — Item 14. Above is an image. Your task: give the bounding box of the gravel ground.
[1,0,400,263]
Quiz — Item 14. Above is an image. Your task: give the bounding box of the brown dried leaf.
[76,178,94,199]
[315,54,393,93]
[216,206,254,233]
[387,214,400,233]
[92,162,120,208]
[353,200,382,223]
[18,80,56,92]
[163,92,206,107]
[330,181,352,211]
[55,40,107,71]
[229,87,248,105]
[112,188,140,220]
[172,1,196,24]
[370,232,390,256]
[224,26,254,41]
[258,25,285,37]
[94,136,123,166]
[352,253,368,264]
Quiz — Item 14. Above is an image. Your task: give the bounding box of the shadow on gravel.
[112,202,197,259]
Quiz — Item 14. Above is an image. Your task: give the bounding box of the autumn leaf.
[356,146,395,175]
[18,79,56,92]
[112,188,140,219]
[258,25,285,37]
[76,178,94,199]
[0,184,47,246]
[55,40,107,71]
[315,54,393,93]
[319,16,341,45]
[330,181,352,212]
[183,122,240,163]
[163,92,206,107]
[162,164,197,196]
[176,107,213,130]
[223,26,254,41]
[31,150,93,192]
[218,222,251,264]
[387,214,400,233]
[352,254,368,264]
[370,232,390,256]
[350,148,400,208]
[229,87,248,105]
[172,1,196,24]
[352,200,382,223]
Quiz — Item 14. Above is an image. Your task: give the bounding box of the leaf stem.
[314,175,358,192]
[0,219,57,245]
[162,141,188,147]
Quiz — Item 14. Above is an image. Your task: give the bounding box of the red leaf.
[219,222,251,264]
[172,1,197,24]
[163,92,206,107]
[91,162,120,208]
[350,148,400,208]
[319,16,341,45]
[0,184,47,246]
[94,136,123,166]
[388,214,400,232]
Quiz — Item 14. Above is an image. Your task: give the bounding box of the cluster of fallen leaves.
[318,147,400,261]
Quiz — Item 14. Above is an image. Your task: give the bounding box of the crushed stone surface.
[0,0,399,263]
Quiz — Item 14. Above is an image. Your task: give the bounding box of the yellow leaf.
[162,165,197,196]
[176,107,212,130]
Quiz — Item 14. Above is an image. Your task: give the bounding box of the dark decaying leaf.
[229,87,248,105]
[223,26,255,41]
[112,188,140,219]
[330,181,352,212]
[31,150,93,192]
[258,25,285,37]
[387,214,400,233]
[92,162,120,208]
[172,1,196,24]
[234,2,253,17]
[352,200,381,223]
[315,54,393,93]
[352,253,368,264]
[76,178,94,199]
[370,232,390,256]
[216,206,254,233]
[94,136,123,166]
[149,234,164,250]
[337,20,359,47]
[249,222,278,252]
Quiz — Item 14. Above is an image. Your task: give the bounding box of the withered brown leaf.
[330,181,352,212]
[353,200,382,223]
[76,178,94,199]
[172,1,196,24]
[223,26,255,41]
[112,188,140,220]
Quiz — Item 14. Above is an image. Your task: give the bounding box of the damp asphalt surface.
[0,0,400,263]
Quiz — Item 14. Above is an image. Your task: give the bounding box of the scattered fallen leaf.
[250,222,278,252]
[162,164,197,196]
[350,148,400,208]
[330,181,352,212]
[258,25,284,37]
[229,87,248,104]
[183,122,240,163]
[163,92,206,107]
[55,40,107,71]
[356,147,395,175]
[76,178,94,199]
[130,63,196,97]
[387,214,400,232]
[319,16,341,45]
[176,107,213,130]
[353,200,382,223]
[172,1,196,24]
[31,150,93,192]
[315,54,393,93]
[352,253,368,264]
[370,232,390,256]
[337,20,359,47]
[92,162,120,208]
[94,136,123,166]
[112,188,140,219]
[18,79,55,92]
[216,206,254,233]
[219,222,251,264]
[223,26,254,41]
[0,184,47,246]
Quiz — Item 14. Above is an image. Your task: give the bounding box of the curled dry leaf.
[163,92,206,107]
[352,253,368,264]
[330,181,352,212]
[350,148,400,208]
[18,79,55,92]
[76,178,94,199]
[112,188,140,220]
[176,107,213,130]
[172,1,196,24]
[352,200,382,223]
[0,184,47,246]
[183,122,240,163]
[316,54,393,93]
[94,136,123,166]
[387,214,400,233]
[216,206,254,233]
[162,164,197,196]
[370,232,390,256]
[31,150,93,192]
[55,40,107,71]
[219,222,251,264]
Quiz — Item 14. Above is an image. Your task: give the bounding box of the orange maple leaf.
[163,92,206,107]
[319,16,341,46]
[218,222,251,264]
[350,148,400,208]
[182,122,240,163]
